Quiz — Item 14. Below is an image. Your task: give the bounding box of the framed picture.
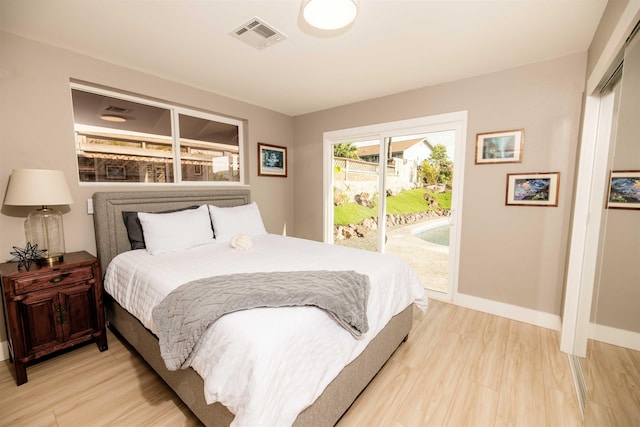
[193,164,203,176]
[606,170,640,209]
[258,143,287,177]
[506,172,560,207]
[105,165,126,180]
[476,129,524,164]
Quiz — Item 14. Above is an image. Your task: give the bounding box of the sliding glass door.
[384,131,455,294]
[324,113,466,299]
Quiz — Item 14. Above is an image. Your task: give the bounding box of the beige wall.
[293,54,587,315]
[0,32,294,344]
[0,30,593,346]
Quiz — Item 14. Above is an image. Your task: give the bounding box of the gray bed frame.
[92,189,413,426]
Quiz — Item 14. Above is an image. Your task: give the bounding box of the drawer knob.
[49,273,70,283]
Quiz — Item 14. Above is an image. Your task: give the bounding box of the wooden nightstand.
[0,251,107,385]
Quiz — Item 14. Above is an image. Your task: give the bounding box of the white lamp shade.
[303,0,358,30]
[4,169,73,206]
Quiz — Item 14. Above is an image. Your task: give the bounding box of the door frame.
[560,92,617,356]
[322,111,467,301]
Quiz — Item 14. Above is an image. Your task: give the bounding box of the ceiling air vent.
[230,17,286,50]
[105,105,132,114]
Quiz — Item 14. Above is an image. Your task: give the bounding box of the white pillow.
[208,202,267,242]
[138,205,214,254]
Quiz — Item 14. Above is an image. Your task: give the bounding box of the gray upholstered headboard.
[92,189,250,274]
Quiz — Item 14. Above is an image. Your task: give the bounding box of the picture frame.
[476,129,524,164]
[105,165,126,180]
[506,172,560,207]
[258,143,287,177]
[606,170,640,210]
[193,164,203,176]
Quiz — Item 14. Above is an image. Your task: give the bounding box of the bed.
[92,189,426,426]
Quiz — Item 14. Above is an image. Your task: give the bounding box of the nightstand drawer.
[13,267,94,295]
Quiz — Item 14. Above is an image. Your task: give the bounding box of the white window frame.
[71,82,245,186]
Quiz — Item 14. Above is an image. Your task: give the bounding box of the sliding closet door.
[581,27,640,426]
[562,20,640,421]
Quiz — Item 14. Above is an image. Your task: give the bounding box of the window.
[70,84,243,184]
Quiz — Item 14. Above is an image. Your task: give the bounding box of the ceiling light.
[100,114,127,122]
[302,0,358,30]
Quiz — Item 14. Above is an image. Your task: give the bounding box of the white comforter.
[104,234,427,426]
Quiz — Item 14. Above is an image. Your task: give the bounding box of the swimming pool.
[413,220,450,246]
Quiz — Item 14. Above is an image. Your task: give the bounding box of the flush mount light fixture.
[302,0,358,30]
[100,114,127,122]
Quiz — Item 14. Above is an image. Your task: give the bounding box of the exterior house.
[336,138,438,197]
[357,138,434,165]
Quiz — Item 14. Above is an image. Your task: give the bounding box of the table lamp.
[4,169,74,265]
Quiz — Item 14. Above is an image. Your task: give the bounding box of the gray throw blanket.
[152,270,370,370]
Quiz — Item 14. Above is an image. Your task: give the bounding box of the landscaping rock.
[334,210,450,241]
[355,192,374,208]
[423,193,439,207]
[425,184,446,194]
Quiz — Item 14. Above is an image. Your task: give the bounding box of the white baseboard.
[453,292,562,331]
[589,322,640,351]
[1,340,9,361]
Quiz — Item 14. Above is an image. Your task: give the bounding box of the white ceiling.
[0,0,607,116]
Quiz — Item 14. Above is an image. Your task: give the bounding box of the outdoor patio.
[336,218,449,293]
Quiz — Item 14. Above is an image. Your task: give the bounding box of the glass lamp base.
[25,207,66,263]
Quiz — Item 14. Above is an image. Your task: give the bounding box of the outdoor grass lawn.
[334,188,451,225]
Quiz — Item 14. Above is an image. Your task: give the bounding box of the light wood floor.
[581,338,640,426]
[0,300,636,426]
